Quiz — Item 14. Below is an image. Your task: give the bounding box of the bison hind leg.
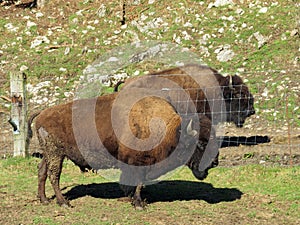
[37,157,50,204]
[46,154,71,207]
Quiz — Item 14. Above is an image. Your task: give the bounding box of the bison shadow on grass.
[218,135,270,148]
[62,181,243,205]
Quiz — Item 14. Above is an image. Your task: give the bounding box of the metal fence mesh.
[0,71,299,165]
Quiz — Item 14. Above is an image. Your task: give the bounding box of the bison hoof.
[57,200,72,208]
[132,199,146,210]
[61,203,72,208]
[39,196,50,204]
[135,205,144,210]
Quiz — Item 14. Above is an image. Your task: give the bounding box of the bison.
[115,64,255,127]
[28,91,219,208]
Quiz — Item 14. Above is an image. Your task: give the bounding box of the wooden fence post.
[9,72,27,157]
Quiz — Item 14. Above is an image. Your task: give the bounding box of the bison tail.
[114,80,125,92]
[25,111,41,153]
[27,111,40,139]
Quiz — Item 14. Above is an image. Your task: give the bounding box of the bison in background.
[115,64,255,127]
[28,91,219,208]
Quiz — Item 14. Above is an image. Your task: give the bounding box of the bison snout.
[247,109,255,116]
[192,169,208,180]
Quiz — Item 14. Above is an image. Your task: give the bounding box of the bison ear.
[226,75,235,90]
[223,76,234,100]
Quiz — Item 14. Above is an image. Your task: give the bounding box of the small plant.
[264,155,270,161]
[247,211,257,219]
[243,152,255,159]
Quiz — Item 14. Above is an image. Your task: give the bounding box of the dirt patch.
[217,122,300,167]
[219,143,300,167]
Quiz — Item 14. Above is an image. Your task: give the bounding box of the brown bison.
[115,64,255,127]
[28,91,219,208]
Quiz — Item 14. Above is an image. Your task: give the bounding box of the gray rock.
[97,4,106,18]
[253,32,268,49]
[208,0,234,8]
[215,45,235,62]
[30,36,50,49]
[290,29,299,37]
[20,65,28,72]
[258,7,268,14]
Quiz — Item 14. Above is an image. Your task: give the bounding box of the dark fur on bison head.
[220,74,255,127]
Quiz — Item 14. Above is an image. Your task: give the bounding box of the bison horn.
[186,119,198,137]
[229,75,233,88]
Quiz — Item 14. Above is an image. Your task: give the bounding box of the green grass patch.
[0,157,299,224]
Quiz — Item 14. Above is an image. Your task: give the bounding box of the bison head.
[192,154,219,180]
[187,142,219,180]
[223,75,255,127]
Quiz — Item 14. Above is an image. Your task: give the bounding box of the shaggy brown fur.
[28,92,218,208]
[115,64,255,127]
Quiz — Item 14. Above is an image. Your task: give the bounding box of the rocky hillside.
[0,0,299,155]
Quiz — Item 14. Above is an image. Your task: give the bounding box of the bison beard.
[28,92,219,208]
[115,64,255,127]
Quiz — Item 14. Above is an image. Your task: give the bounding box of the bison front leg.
[37,157,49,203]
[132,183,146,210]
[119,168,146,209]
[47,155,70,207]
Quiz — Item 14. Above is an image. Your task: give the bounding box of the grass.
[1,1,298,77]
[0,157,299,224]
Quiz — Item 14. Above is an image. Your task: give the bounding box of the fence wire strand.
[0,72,299,165]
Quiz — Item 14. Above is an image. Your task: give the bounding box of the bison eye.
[236,94,241,98]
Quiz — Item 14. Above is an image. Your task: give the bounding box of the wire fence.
[0,71,299,165]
